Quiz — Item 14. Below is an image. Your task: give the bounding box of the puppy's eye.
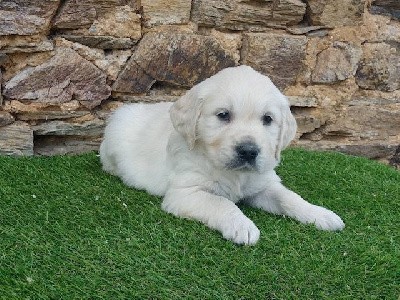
[262,115,273,126]
[216,110,231,122]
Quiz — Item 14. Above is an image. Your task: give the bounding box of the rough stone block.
[34,136,102,156]
[0,121,33,155]
[0,111,14,127]
[59,35,135,50]
[192,0,306,31]
[114,31,237,93]
[0,37,54,53]
[325,103,400,141]
[287,96,319,107]
[297,141,398,161]
[142,0,191,27]
[370,0,400,21]
[3,99,90,121]
[88,6,141,39]
[0,0,60,36]
[4,48,111,109]
[0,1,59,51]
[356,42,400,92]
[53,0,139,30]
[113,61,156,94]
[242,32,307,90]
[55,38,132,81]
[294,113,324,136]
[52,0,141,49]
[33,117,105,136]
[312,42,362,84]
[307,0,365,27]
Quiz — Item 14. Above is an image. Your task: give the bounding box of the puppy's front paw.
[221,213,260,245]
[308,205,345,231]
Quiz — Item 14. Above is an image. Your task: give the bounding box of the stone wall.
[0,0,399,166]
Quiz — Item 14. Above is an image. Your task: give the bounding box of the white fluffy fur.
[100,66,344,245]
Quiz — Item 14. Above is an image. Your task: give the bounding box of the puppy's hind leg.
[162,188,260,245]
[99,141,118,175]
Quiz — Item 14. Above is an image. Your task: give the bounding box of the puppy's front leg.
[162,188,260,245]
[246,182,345,231]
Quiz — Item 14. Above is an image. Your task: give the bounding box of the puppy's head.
[170,65,297,172]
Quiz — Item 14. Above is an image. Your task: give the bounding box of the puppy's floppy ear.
[275,102,297,161]
[170,87,204,150]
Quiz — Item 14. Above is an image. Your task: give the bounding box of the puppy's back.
[100,102,174,196]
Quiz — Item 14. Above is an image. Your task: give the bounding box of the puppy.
[100,65,344,245]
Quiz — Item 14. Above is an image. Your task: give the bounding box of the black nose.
[235,142,260,163]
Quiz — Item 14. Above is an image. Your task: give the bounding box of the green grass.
[0,149,399,299]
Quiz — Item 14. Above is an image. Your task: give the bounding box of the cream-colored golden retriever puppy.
[100,65,344,245]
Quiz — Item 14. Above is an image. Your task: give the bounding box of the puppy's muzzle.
[227,141,260,170]
[236,142,259,163]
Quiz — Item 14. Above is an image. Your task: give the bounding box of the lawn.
[0,149,399,299]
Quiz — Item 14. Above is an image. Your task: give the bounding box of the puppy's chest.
[207,175,263,203]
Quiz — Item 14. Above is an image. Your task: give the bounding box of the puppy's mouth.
[225,158,259,172]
